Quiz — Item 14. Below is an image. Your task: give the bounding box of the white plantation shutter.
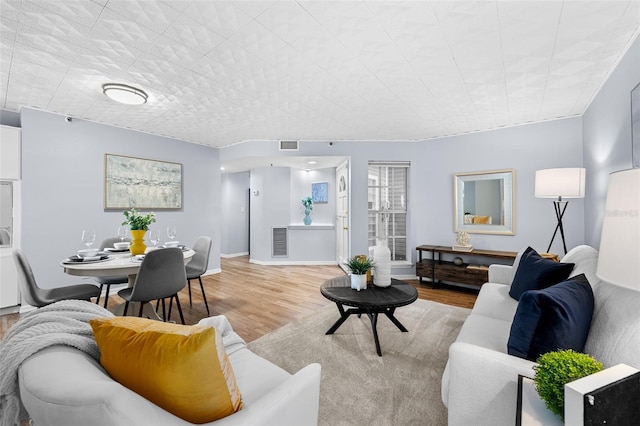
[367,162,409,261]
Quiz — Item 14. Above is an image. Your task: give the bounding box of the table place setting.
[62,249,112,265]
[104,241,131,253]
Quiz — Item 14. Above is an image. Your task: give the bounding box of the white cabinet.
[0,125,21,310]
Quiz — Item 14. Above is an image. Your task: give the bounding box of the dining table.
[60,247,195,320]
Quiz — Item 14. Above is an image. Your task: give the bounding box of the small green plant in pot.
[346,256,373,291]
[122,208,156,230]
[533,349,603,418]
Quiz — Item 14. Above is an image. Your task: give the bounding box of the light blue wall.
[220,171,249,256]
[290,168,336,225]
[222,118,584,275]
[583,35,640,249]
[0,109,20,127]
[414,118,585,256]
[20,107,220,288]
[249,167,290,261]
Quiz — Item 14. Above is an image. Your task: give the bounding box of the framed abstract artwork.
[312,182,328,203]
[104,154,182,210]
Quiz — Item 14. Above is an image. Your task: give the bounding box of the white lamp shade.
[596,168,640,290]
[535,168,586,198]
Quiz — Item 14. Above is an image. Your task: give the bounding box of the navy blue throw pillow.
[507,274,594,361]
[508,247,574,301]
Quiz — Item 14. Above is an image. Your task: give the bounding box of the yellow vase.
[130,229,147,255]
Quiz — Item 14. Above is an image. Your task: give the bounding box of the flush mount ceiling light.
[102,83,148,105]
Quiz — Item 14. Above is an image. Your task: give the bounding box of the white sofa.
[18,316,321,426]
[441,245,640,426]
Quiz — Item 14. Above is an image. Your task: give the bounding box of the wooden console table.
[416,245,518,288]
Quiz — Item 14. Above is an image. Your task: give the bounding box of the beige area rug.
[247,299,471,426]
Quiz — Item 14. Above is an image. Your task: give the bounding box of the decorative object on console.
[453,231,472,251]
[373,239,391,287]
[596,168,640,290]
[533,349,603,418]
[301,196,313,225]
[535,167,586,255]
[346,255,373,291]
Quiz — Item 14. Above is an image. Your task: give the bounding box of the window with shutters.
[367,162,408,262]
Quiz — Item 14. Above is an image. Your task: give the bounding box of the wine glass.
[117,226,128,242]
[167,225,177,241]
[81,229,96,248]
[149,229,160,248]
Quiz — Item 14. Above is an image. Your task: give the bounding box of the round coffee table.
[320,275,418,356]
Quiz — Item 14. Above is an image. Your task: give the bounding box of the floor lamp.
[535,168,586,254]
[596,168,640,290]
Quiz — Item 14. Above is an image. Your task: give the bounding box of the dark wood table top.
[321,276,418,309]
[416,244,518,259]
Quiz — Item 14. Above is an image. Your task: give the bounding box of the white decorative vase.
[350,273,367,291]
[373,239,391,287]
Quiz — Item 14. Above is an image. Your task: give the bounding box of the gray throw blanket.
[0,300,114,426]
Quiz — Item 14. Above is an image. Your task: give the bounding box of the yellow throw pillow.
[90,317,242,424]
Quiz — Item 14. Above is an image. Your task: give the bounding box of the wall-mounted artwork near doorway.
[312,182,328,203]
[104,154,182,210]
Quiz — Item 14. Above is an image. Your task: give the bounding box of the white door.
[336,161,349,269]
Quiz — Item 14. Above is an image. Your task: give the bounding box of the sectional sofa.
[17,315,321,425]
[441,245,640,425]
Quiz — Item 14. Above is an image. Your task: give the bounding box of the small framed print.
[312,182,328,203]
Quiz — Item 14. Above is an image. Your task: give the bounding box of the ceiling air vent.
[279,140,299,151]
[272,227,288,257]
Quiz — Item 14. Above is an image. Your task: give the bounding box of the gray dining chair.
[185,236,212,315]
[13,249,100,307]
[117,248,187,324]
[94,236,130,308]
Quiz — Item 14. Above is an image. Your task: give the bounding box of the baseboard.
[202,268,221,276]
[220,252,249,258]
[249,259,338,266]
[0,305,20,316]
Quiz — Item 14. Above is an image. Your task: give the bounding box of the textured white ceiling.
[1,1,639,148]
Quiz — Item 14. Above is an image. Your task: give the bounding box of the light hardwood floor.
[0,256,477,342]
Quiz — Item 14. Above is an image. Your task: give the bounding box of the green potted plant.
[122,208,156,255]
[346,256,374,291]
[533,349,603,419]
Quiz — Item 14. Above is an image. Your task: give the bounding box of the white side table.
[516,375,563,426]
